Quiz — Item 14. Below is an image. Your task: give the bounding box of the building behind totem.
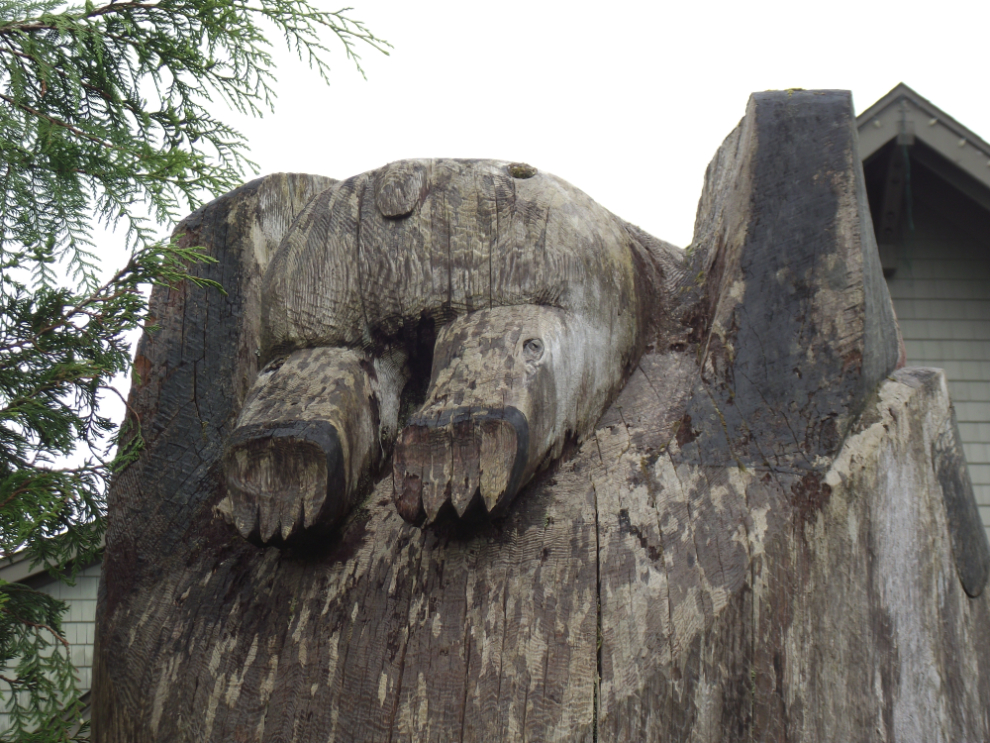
[858,83,990,544]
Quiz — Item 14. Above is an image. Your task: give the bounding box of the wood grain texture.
[93,93,990,742]
[232,162,675,538]
[261,159,658,355]
[219,346,395,543]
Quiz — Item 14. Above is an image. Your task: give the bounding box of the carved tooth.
[479,418,519,513]
[280,496,305,542]
[223,442,280,543]
[258,484,280,544]
[395,472,424,524]
[215,494,234,521]
[422,482,449,523]
[421,478,442,523]
[232,496,260,541]
[302,487,326,531]
[393,424,430,524]
[279,467,318,542]
[450,416,482,517]
[423,427,453,524]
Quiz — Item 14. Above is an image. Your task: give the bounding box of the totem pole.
[93,91,990,742]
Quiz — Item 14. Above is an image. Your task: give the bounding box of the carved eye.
[523,338,544,361]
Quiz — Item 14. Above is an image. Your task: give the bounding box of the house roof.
[0,547,51,584]
[857,83,990,202]
[0,539,103,586]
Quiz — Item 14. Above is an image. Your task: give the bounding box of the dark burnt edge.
[105,174,271,593]
[673,91,900,479]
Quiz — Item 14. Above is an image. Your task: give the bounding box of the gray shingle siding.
[0,562,99,735]
[884,187,990,544]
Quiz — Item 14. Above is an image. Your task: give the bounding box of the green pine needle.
[0,1,387,738]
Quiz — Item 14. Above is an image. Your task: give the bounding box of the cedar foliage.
[0,1,386,738]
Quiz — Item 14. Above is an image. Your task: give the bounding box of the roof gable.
[857,83,990,196]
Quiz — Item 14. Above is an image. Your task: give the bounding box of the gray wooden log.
[93,92,990,742]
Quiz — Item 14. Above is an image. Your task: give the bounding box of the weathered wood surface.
[235,159,676,540]
[93,91,990,741]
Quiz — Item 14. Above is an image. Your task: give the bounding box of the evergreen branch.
[0,609,69,648]
[0,92,117,150]
[97,382,140,429]
[0,1,159,33]
[0,0,386,734]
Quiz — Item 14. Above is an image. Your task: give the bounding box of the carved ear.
[109,174,335,568]
[675,90,902,469]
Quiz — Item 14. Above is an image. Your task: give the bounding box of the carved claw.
[393,408,529,523]
[391,304,617,525]
[221,346,406,545]
[223,421,346,543]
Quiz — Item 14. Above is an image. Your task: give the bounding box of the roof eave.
[856,83,990,192]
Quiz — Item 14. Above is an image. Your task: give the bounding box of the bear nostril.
[523,338,544,361]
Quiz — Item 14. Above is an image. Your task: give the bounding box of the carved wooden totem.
[93,91,990,741]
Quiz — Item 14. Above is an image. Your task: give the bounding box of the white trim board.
[857,83,990,196]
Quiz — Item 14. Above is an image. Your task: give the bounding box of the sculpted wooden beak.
[393,407,530,524]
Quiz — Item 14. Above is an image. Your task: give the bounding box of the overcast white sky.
[222,0,990,249]
[92,0,990,429]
